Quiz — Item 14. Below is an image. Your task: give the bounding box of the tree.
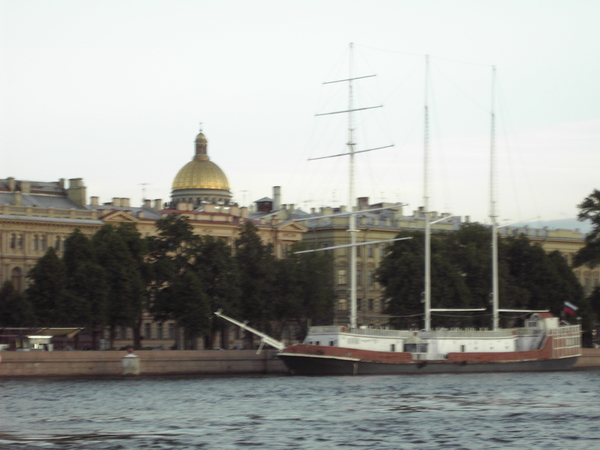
[190,236,240,349]
[376,230,470,329]
[234,222,276,344]
[153,269,210,349]
[573,189,600,268]
[0,281,35,327]
[271,242,334,340]
[62,229,108,348]
[26,247,66,326]
[147,214,204,349]
[92,224,145,349]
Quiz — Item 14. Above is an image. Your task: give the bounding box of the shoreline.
[1,348,599,379]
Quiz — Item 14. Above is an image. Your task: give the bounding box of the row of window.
[8,233,67,251]
[338,298,384,312]
[139,323,175,341]
[337,269,376,286]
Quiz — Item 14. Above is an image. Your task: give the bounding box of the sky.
[1,0,598,226]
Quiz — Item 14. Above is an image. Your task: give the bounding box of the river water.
[1,371,599,449]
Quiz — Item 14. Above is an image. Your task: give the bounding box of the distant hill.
[512,218,592,234]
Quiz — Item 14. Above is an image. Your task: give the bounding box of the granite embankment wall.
[1,348,598,378]
[0,350,288,378]
[573,348,600,370]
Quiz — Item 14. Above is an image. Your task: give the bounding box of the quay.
[0,348,598,378]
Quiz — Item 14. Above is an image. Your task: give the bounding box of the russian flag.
[564,301,578,315]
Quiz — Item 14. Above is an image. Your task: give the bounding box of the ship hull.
[278,344,579,375]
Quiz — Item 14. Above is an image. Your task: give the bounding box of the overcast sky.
[1,0,598,225]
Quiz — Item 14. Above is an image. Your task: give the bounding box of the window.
[17,234,23,249]
[337,269,347,285]
[338,299,348,311]
[144,323,152,340]
[9,234,16,249]
[40,235,47,250]
[156,324,163,340]
[357,270,362,285]
[54,236,61,250]
[33,235,39,250]
[368,271,374,285]
[168,323,175,340]
[11,267,22,291]
[356,246,361,257]
[357,298,362,311]
[120,327,127,340]
[380,244,386,258]
[368,299,374,311]
[390,344,396,352]
[368,244,374,257]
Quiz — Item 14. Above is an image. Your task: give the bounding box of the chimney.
[122,198,130,208]
[7,177,15,191]
[153,199,162,211]
[358,197,369,210]
[144,199,152,209]
[91,196,99,206]
[113,198,122,207]
[66,178,86,206]
[273,186,281,211]
[14,192,22,206]
[58,178,65,189]
[20,181,31,194]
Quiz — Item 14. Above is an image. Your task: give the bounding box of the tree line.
[377,188,600,338]
[0,216,334,349]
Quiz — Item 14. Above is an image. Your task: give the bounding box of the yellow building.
[0,130,306,349]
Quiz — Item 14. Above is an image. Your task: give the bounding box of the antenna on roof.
[139,183,151,204]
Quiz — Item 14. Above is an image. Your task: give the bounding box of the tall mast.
[490,66,499,331]
[311,44,391,329]
[348,43,358,329]
[423,55,432,331]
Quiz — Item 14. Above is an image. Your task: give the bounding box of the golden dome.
[172,159,230,191]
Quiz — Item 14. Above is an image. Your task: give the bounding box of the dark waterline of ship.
[1,371,600,449]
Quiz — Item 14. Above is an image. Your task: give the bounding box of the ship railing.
[549,325,581,358]
[310,326,413,338]
[420,329,517,339]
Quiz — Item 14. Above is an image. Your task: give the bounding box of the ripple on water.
[1,372,600,449]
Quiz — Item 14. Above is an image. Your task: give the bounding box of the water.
[1,371,599,449]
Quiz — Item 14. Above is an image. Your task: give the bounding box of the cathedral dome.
[171,131,232,207]
[172,159,230,191]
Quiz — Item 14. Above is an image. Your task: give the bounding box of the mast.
[423,55,432,331]
[348,43,358,329]
[490,66,499,331]
[310,43,391,329]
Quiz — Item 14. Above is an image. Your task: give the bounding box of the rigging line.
[354,43,493,67]
[496,77,541,222]
[428,69,454,217]
[431,61,490,114]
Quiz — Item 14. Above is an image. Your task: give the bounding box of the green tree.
[62,229,108,349]
[0,281,35,327]
[270,242,334,340]
[234,222,276,344]
[93,224,145,349]
[190,235,240,349]
[26,247,66,326]
[573,189,600,268]
[153,269,210,349]
[376,230,470,329]
[147,214,205,349]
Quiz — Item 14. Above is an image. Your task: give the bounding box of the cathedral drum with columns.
[171,131,232,208]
